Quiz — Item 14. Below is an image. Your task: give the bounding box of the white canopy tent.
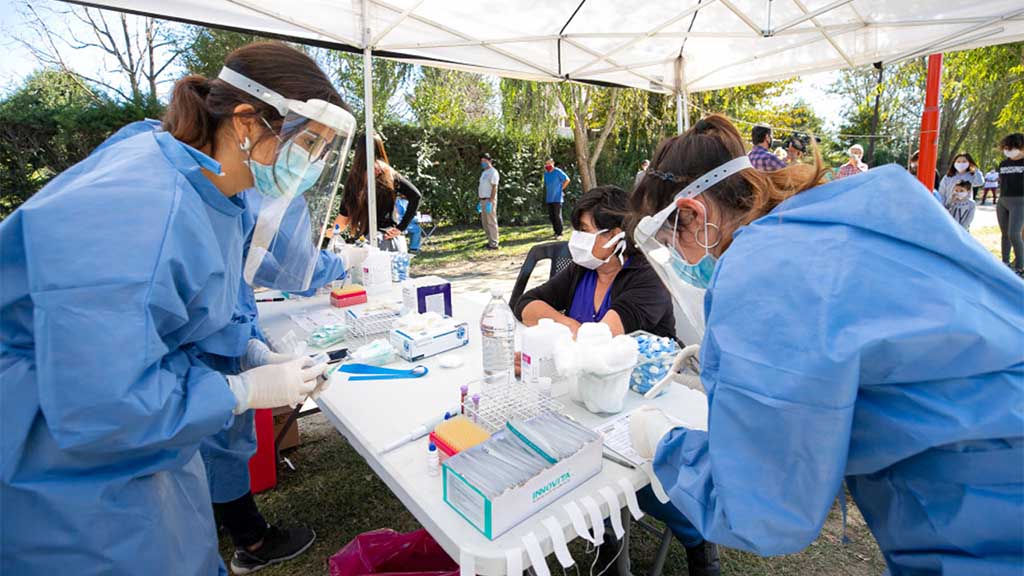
[65,0,1024,240]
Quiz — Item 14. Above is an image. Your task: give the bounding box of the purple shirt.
[567,269,613,324]
[748,145,787,172]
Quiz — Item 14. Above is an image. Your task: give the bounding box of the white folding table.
[257,288,708,575]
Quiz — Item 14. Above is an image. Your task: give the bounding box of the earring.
[239,137,251,152]
[695,220,721,249]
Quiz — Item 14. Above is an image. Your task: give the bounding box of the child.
[948,180,976,230]
[981,168,999,205]
[395,197,422,253]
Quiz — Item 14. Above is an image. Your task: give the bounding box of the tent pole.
[362,0,378,244]
[916,53,942,191]
[683,90,690,131]
[676,92,684,134]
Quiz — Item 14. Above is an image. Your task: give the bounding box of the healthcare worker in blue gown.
[627,114,1023,576]
[0,42,355,576]
[196,187,347,575]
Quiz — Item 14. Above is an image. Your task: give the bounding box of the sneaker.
[486,245,499,251]
[230,525,316,575]
[685,541,721,576]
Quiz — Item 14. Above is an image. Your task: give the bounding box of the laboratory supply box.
[402,276,453,317]
[390,317,470,361]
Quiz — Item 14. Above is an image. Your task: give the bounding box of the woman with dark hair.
[515,185,675,338]
[625,114,1021,576]
[997,132,1024,275]
[937,151,984,206]
[335,132,421,250]
[0,42,355,575]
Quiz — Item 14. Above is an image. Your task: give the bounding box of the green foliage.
[330,53,414,123]
[178,27,264,77]
[0,69,162,218]
[375,122,579,226]
[408,67,497,129]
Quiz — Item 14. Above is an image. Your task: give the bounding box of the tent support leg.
[362,0,378,243]
[916,53,942,191]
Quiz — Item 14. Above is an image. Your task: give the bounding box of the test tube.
[471,394,480,423]
[460,384,469,414]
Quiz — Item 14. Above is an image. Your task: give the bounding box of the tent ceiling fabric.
[70,0,1024,92]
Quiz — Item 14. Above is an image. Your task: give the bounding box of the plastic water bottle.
[480,288,516,391]
[329,224,345,291]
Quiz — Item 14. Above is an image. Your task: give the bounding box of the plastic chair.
[508,241,572,312]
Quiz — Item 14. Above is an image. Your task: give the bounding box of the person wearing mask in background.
[478,152,500,250]
[747,123,786,172]
[947,180,977,230]
[543,158,570,238]
[335,132,420,252]
[982,166,1000,205]
[635,159,651,189]
[0,42,352,575]
[997,132,1024,276]
[837,143,867,179]
[938,152,985,207]
[625,114,1021,576]
[786,137,806,164]
[395,196,422,253]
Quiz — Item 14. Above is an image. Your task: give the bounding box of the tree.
[499,78,562,139]
[407,67,497,129]
[559,83,622,191]
[0,69,159,218]
[178,27,262,77]
[15,2,180,106]
[329,53,414,123]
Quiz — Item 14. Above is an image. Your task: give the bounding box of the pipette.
[379,405,460,455]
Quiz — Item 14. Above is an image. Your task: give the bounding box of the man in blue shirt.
[543,158,570,237]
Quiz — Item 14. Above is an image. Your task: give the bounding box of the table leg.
[616,507,632,575]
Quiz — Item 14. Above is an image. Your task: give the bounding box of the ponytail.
[162,76,216,150]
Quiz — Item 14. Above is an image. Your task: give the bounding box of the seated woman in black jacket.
[515,185,675,338]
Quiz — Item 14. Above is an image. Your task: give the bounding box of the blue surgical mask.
[481,161,489,169]
[249,140,325,199]
[669,245,717,289]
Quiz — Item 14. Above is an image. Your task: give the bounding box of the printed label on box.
[445,467,488,534]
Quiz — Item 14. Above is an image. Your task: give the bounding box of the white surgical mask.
[954,161,969,172]
[1005,149,1021,159]
[569,229,625,270]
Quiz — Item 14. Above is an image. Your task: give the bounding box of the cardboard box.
[442,434,603,539]
[402,276,453,317]
[272,406,301,451]
[390,318,470,361]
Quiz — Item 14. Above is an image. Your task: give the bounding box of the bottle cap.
[429,442,437,452]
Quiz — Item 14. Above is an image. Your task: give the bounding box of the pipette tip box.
[441,434,603,540]
[402,276,453,317]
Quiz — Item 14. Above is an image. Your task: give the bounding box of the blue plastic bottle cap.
[428,442,437,452]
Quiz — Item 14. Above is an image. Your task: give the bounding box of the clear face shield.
[219,66,356,292]
[632,156,752,344]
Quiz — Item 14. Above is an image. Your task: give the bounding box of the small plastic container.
[391,252,412,282]
[331,285,368,308]
[628,331,680,396]
[427,442,440,477]
[577,366,633,414]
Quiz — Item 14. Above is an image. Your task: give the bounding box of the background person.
[335,132,421,251]
[0,42,343,575]
[786,137,806,164]
[626,114,1022,576]
[836,143,866,178]
[947,180,977,230]
[478,152,500,249]
[395,196,422,253]
[982,166,1000,205]
[543,158,569,238]
[747,123,786,172]
[997,132,1024,276]
[515,185,675,338]
[938,152,985,207]
[635,158,650,189]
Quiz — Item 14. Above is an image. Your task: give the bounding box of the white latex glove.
[240,338,297,371]
[226,357,327,414]
[629,406,686,460]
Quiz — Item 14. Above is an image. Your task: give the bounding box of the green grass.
[411,224,556,273]
[221,417,885,575]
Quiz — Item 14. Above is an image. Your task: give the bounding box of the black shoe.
[685,542,721,576]
[230,525,316,575]
[486,245,499,250]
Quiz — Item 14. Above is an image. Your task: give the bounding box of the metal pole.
[866,61,883,165]
[683,90,690,131]
[362,0,377,243]
[917,53,942,190]
[676,92,684,134]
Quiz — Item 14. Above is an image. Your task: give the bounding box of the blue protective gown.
[653,165,1023,575]
[0,123,243,574]
[198,189,346,503]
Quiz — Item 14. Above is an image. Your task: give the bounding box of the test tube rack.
[346,309,400,339]
[465,381,564,434]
